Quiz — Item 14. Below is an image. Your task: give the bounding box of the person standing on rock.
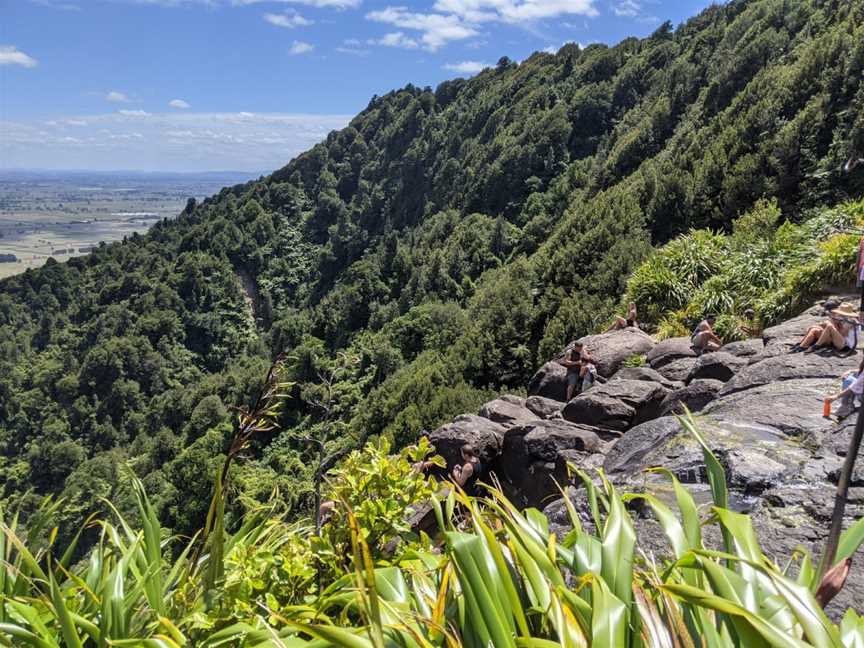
[606,302,638,332]
[560,342,585,401]
[825,354,864,418]
[691,314,722,354]
[738,308,761,338]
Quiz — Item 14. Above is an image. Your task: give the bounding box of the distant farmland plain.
[0,170,257,279]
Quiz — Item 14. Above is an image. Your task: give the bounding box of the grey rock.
[611,366,682,390]
[704,378,836,437]
[498,419,604,508]
[660,379,723,416]
[527,361,568,403]
[721,338,764,358]
[525,395,564,419]
[719,448,787,494]
[655,357,699,382]
[428,414,504,469]
[499,394,527,406]
[603,417,684,475]
[478,397,540,427]
[687,352,749,383]
[647,337,697,369]
[562,379,668,431]
[577,328,656,378]
[720,352,860,397]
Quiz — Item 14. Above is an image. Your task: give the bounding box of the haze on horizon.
[2,0,714,173]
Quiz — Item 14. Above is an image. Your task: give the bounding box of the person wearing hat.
[793,302,860,353]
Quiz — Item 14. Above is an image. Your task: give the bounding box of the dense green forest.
[1,0,863,538]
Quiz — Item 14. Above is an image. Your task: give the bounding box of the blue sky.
[1,0,715,172]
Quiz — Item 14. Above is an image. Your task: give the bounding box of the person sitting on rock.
[579,351,599,392]
[606,302,638,332]
[793,302,859,353]
[451,443,482,494]
[825,354,864,418]
[560,341,585,401]
[738,308,761,338]
[691,314,722,354]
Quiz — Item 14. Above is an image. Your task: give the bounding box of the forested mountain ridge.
[1,0,863,536]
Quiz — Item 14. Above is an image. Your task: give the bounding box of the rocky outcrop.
[439,298,864,617]
[659,379,723,416]
[562,379,668,430]
[478,397,540,427]
[527,361,568,402]
[719,352,859,397]
[655,357,698,382]
[525,395,564,419]
[646,337,696,369]
[720,338,764,358]
[686,352,749,382]
[610,366,682,390]
[577,329,655,377]
[498,419,604,508]
[428,414,505,468]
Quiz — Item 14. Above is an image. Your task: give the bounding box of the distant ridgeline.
[0,0,862,540]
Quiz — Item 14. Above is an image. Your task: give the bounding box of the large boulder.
[525,395,564,419]
[527,361,568,402]
[498,419,604,508]
[610,366,682,390]
[719,352,860,397]
[703,378,836,437]
[647,337,696,369]
[428,414,505,469]
[659,379,723,416]
[562,379,668,430]
[654,356,698,382]
[478,397,540,427]
[686,352,749,383]
[577,329,656,378]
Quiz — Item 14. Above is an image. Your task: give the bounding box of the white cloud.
[443,60,489,74]
[30,0,81,9]
[612,0,638,16]
[235,0,360,8]
[336,39,370,55]
[288,40,314,55]
[169,99,191,109]
[0,45,38,68]
[105,91,130,103]
[264,10,313,28]
[118,109,151,117]
[0,111,352,172]
[366,7,477,51]
[368,32,419,49]
[432,0,597,23]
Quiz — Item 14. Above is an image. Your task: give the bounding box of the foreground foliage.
[3,415,864,647]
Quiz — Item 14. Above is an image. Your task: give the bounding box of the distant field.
[0,170,257,278]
